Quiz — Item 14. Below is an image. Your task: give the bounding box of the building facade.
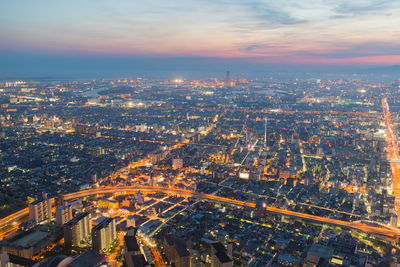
[92,217,116,252]
[64,212,92,247]
[55,204,73,227]
[28,195,52,224]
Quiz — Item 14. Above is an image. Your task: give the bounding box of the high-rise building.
[91,172,98,184]
[264,117,268,148]
[55,204,73,227]
[28,194,52,224]
[64,212,92,247]
[172,158,183,170]
[92,217,116,252]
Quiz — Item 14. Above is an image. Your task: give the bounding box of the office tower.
[211,242,233,267]
[64,212,92,247]
[164,235,190,267]
[92,217,116,252]
[91,172,98,184]
[29,194,52,224]
[55,204,73,227]
[172,158,183,170]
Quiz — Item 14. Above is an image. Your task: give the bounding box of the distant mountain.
[369,65,400,73]
[348,65,400,81]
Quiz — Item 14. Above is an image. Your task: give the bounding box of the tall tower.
[264,117,267,148]
[226,70,230,84]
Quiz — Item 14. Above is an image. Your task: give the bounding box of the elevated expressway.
[1,186,400,240]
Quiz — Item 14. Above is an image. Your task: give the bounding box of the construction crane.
[264,116,268,148]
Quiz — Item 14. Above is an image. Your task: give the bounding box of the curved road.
[1,186,400,240]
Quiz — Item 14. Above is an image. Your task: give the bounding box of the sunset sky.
[1,0,400,77]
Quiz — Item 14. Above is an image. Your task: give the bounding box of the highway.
[382,98,400,218]
[2,186,400,241]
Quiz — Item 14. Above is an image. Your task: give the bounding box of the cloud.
[334,0,395,15]
[241,1,307,25]
[237,42,293,54]
[2,0,400,66]
[242,43,272,52]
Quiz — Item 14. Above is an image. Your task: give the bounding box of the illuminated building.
[97,199,119,209]
[238,172,249,180]
[2,227,59,259]
[28,194,52,224]
[55,204,73,227]
[64,212,92,247]
[92,217,116,252]
[172,158,183,170]
[91,172,98,184]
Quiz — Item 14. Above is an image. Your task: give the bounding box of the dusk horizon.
[2,0,400,79]
[2,51,400,80]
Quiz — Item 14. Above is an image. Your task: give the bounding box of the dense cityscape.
[4,0,400,265]
[0,76,399,266]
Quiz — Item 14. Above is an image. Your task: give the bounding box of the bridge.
[1,186,400,240]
